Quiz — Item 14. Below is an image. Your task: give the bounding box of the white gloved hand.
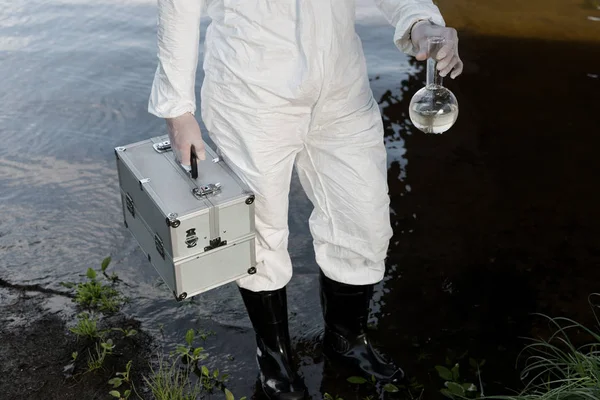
[165,112,206,171]
[411,21,463,79]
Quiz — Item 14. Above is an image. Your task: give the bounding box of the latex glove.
[411,20,463,79]
[165,112,206,171]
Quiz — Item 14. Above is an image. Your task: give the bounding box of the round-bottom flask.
[409,36,459,134]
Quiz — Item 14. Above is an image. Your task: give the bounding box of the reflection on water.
[2,0,600,398]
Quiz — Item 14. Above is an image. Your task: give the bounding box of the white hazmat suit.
[147,1,463,396]
[148,0,453,292]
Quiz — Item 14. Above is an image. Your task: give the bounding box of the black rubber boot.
[239,286,308,400]
[319,270,404,383]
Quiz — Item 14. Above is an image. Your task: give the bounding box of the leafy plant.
[70,312,101,340]
[108,360,139,400]
[198,364,232,393]
[435,362,481,399]
[109,388,131,400]
[87,339,115,373]
[174,329,208,366]
[196,328,216,342]
[181,329,231,393]
[61,257,124,313]
[145,328,245,400]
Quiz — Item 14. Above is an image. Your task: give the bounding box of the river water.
[0,0,415,397]
[1,0,599,399]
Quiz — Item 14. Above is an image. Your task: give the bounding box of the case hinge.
[125,193,135,218]
[204,237,227,252]
[154,234,165,259]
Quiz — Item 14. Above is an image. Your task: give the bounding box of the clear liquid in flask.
[409,36,459,134]
[409,89,458,134]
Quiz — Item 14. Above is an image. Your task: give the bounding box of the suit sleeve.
[148,0,203,118]
[372,0,446,56]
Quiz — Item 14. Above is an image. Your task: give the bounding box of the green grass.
[61,257,125,313]
[481,295,600,400]
[143,329,243,400]
[70,312,101,340]
[144,356,204,400]
[86,339,115,373]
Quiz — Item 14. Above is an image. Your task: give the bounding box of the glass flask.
[409,36,459,134]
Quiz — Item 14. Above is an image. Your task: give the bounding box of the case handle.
[190,144,199,179]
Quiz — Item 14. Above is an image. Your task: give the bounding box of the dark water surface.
[1,0,599,398]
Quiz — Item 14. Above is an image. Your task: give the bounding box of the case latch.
[154,234,165,259]
[204,237,227,252]
[125,193,135,218]
[192,183,222,199]
[154,140,222,163]
[152,141,172,153]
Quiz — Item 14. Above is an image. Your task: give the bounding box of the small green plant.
[324,394,344,400]
[144,356,204,400]
[145,329,245,400]
[112,327,138,338]
[198,364,231,393]
[87,338,115,373]
[435,361,482,399]
[178,329,231,393]
[197,328,216,342]
[61,257,124,313]
[109,360,139,400]
[69,312,101,340]
[175,329,208,364]
[61,257,143,384]
[109,389,131,400]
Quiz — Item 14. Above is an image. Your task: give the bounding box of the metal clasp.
[204,237,227,252]
[192,183,222,199]
[154,140,221,164]
[153,140,172,153]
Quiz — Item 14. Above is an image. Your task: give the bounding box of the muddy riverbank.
[0,282,154,400]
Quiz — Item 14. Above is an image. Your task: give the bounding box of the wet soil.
[0,284,154,400]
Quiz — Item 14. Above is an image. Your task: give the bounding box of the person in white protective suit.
[148,0,463,398]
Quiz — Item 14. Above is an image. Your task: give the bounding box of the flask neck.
[425,37,445,88]
[426,57,443,88]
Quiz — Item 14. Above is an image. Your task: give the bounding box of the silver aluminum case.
[115,135,257,301]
